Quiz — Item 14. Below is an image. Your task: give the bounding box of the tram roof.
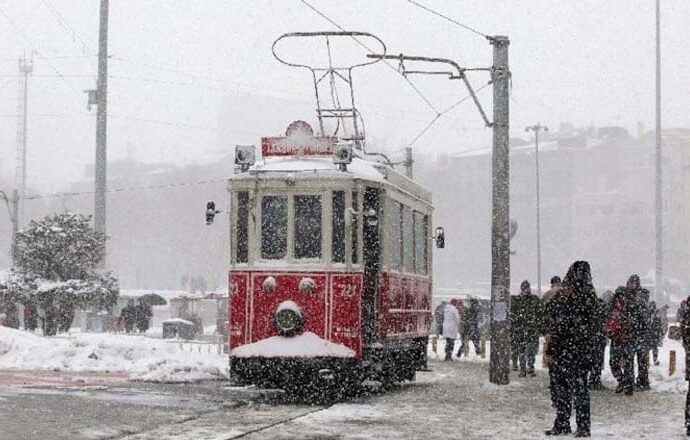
[229,156,432,203]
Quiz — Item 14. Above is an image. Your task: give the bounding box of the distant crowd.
[433,262,681,438]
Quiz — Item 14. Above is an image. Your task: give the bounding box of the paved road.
[0,360,687,439]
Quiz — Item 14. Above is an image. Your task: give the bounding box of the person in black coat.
[544,261,598,438]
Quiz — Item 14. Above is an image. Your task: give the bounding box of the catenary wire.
[402,0,488,39]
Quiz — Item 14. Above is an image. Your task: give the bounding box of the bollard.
[480,339,486,359]
[670,350,676,376]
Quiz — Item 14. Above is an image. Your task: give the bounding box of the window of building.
[390,201,403,271]
[261,195,287,259]
[332,191,346,263]
[414,212,428,274]
[236,191,249,263]
[402,206,414,273]
[294,195,322,259]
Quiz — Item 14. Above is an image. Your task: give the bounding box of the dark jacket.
[678,296,690,380]
[511,293,543,347]
[605,287,643,344]
[545,261,599,372]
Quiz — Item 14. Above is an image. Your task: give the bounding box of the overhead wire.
[40,0,95,57]
[22,178,228,201]
[404,82,491,149]
[402,0,489,39]
[0,5,83,96]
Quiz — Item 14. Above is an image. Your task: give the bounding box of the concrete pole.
[404,147,414,179]
[489,35,511,385]
[95,0,109,262]
[654,0,663,302]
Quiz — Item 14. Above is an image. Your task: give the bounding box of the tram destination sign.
[261,135,337,157]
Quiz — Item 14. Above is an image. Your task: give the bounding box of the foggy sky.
[0,0,688,194]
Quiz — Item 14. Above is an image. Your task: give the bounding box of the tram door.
[362,187,380,348]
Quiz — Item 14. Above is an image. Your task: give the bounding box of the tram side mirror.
[434,227,445,249]
[235,145,256,172]
[205,201,220,225]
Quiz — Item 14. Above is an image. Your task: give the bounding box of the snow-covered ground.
[0,327,228,382]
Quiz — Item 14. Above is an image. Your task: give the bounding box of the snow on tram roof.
[234,156,387,182]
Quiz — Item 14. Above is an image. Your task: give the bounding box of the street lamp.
[525,124,548,296]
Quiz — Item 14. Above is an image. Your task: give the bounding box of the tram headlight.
[273,300,304,337]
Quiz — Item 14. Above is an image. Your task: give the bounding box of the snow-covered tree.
[2,213,119,335]
[14,212,106,281]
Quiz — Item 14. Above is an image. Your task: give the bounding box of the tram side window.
[332,191,346,263]
[414,212,428,274]
[402,206,415,273]
[261,196,287,259]
[389,201,403,270]
[236,191,249,263]
[294,195,322,259]
[352,191,359,264]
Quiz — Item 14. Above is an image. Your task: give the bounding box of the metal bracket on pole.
[366,53,493,127]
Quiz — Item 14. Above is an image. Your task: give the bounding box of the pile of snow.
[231,332,355,358]
[0,326,228,383]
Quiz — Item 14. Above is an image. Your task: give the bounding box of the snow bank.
[0,326,228,383]
[231,332,355,358]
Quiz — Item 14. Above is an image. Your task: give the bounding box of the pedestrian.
[588,293,608,390]
[433,300,447,355]
[120,300,137,333]
[656,304,670,366]
[542,276,562,307]
[135,300,153,333]
[678,295,690,436]
[459,297,481,357]
[648,301,662,366]
[544,261,598,437]
[442,299,461,361]
[510,293,519,371]
[510,280,543,377]
[606,279,643,395]
[633,283,652,391]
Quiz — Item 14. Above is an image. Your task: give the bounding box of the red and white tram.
[215,32,444,393]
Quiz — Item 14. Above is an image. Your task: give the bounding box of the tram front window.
[261,195,288,259]
[294,195,322,259]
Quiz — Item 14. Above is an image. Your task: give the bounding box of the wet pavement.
[0,360,687,439]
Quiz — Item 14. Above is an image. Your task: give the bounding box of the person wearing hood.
[511,280,543,377]
[544,261,598,438]
[442,299,461,361]
[678,293,690,436]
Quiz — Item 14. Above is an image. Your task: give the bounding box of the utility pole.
[11,54,33,264]
[94,0,109,263]
[404,147,414,179]
[654,0,663,302]
[489,35,511,385]
[525,124,548,296]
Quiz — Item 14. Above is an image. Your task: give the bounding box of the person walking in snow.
[544,261,598,437]
[587,294,608,390]
[442,299,461,361]
[606,284,640,396]
[433,300,446,354]
[678,294,690,436]
[120,300,137,333]
[135,300,153,333]
[510,280,543,377]
[542,276,562,307]
[632,281,652,391]
[459,297,481,357]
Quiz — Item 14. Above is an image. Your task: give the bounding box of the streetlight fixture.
[525,124,548,296]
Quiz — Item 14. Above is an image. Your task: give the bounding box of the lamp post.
[525,124,548,296]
